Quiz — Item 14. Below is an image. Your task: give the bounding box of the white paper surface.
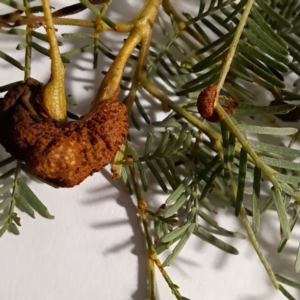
[0,1,299,300]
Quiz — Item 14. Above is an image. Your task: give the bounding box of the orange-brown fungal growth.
[0,78,128,187]
[197,84,237,122]
[197,84,217,120]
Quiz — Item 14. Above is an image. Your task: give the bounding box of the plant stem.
[215,103,282,190]
[216,0,254,95]
[92,0,162,107]
[53,17,95,28]
[93,14,101,69]
[8,162,21,224]
[162,0,207,46]
[53,17,133,32]
[186,0,235,25]
[41,0,66,121]
[212,7,285,277]
[23,0,32,80]
[129,164,157,300]
[123,39,147,113]
[92,26,141,106]
[92,1,112,69]
[107,0,163,178]
[124,9,155,112]
[240,207,279,289]
[229,181,279,289]
[0,4,133,32]
[129,164,182,300]
[142,81,285,294]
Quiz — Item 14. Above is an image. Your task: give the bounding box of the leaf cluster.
[0,158,54,237]
[118,1,300,298]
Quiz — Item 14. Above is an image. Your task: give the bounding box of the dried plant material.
[270,99,300,122]
[0,78,128,187]
[197,84,217,119]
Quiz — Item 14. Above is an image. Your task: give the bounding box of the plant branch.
[106,0,163,178]
[229,181,279,289]
[129,163,182,300]
[215,103,282,190]
[0,4,133,32]
[129,163,157,300]
[216,0,254,96]
[54,17,132,32]
[162,0,207,46]
[23,0,32,80]
[41,0,66,121]
[92,0,162,107]
[7,162,21,225]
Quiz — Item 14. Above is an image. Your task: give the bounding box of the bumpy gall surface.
[197,85,237,122]
[0,78,128,187]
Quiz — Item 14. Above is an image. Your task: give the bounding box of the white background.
[1,1,300,300]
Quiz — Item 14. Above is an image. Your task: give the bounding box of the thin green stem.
[148,31,179,75]
[110,0,162,178]
[53,18,133,32]
[229,180,279,289]
[215,103,282,190]
[93,0,162,107]
[92,1,112,69]
[23,0,32,80]
[162,0,207,46]
[129,164,182,300]
[53,17,95,27]
[129,164,157,300]
[187,0,235,25]
[0,10,133,32]
[24,30,32,79]
[8,162,21,224]
[123,37,150,114]
[150,251,182,300]
[99,0,111,16]
[92,27,141,106]
[93,15,101,69]
[240,206,279,289]
[216,0,254,95]
[41,0,66,121]
[42,0,65,83]
[124,9,156,112]
[146,209,177,224]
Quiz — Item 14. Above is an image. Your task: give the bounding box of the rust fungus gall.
[197,85,237,122]
[197,84,217,120]
[0,78,128,187]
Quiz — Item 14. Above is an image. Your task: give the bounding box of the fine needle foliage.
[2,0,300,299]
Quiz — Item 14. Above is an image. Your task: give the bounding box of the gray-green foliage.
[0,159,54,237]
[121,1,300,298]
[2,0,300,299]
